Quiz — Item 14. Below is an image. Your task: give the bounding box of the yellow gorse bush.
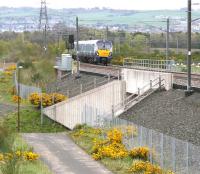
[29,92,67,107]
[107,128,123,143]
[5,65,16,71]
[3,71,12,76]
[129,147,150,160]
[92,128,128,160]
[0,153,4,161]
[128,160,175,174]
[12,95,22,103]
[23,151,40,161]
[0,151,39,162]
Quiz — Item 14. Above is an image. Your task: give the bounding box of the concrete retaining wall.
[122,68,173,94]
[43,80,126,129]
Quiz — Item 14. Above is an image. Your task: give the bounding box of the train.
[74,40,113,65]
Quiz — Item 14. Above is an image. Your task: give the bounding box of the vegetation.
[29,92,67,108]
[70,124,174,174]
[0,125,52,174]
[3,108,68,133]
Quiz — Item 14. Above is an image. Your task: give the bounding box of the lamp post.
[17,65,23,132]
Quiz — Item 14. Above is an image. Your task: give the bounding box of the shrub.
[5,65,16,72]
[129,147,150,161]
[128,160,175,174]
[29,92,66,108]
[12,95,21,103]
[92,128,128,160]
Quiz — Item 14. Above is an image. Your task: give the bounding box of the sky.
[0,0,196,10]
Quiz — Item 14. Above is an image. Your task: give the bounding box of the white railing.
[123,58,175,72]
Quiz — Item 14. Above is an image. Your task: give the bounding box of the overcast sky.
[0,0,195,10]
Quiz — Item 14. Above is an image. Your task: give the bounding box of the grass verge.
[0,128,52,174]
[3,107,68,133]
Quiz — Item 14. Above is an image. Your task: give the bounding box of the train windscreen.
[97,41,112,50]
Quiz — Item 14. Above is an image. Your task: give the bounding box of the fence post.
[159,76,161,89]
[40,92,44,125]
[149,129,153,163]
[84,103,87,124]
[80,84,83,94]
[160,133,164,168]
[186,142,189,174]
[172,137,176,172]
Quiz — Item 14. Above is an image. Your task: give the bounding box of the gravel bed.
[47,72,110,98]
[174,77,200,88]
[120,89,200,146]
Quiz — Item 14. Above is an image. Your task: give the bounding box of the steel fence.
[14,71,42,99]
[86,115,200,174]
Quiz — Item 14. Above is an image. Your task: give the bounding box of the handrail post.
[159,76,161,89]
[108,74,110,82]
[118,70,120,80]
[80,84,83,94]
[138,88,140,95]
[150,80,152,89]
[94,78,96,88]
[67,90,70,98]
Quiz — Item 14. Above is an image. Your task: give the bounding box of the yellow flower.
[0,153,4,161]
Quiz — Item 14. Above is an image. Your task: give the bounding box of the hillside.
[1,7,200,32]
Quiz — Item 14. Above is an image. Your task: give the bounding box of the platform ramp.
[43,80,126,130]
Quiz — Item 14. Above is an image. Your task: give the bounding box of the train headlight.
[109,52,112,57]
[96,51,99,56]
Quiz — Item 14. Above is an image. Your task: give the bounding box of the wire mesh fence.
[85,115,200,174]
[14,71,42,99]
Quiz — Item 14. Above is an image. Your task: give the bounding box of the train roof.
[75,40,111,45]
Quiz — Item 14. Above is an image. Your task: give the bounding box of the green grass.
[0,74,14,104]
[0,132,52,174]
[3,107,68,133]
[69,125,133,174]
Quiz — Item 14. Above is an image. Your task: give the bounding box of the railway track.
[80,63,200,87]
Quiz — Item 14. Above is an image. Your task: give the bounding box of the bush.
[129,147,150,161]
[92,128,128,160]
[128,160,175,174]
[29,92,67,108]
[12,95,21,103]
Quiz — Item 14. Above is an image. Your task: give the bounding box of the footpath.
[23,133,113,174]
